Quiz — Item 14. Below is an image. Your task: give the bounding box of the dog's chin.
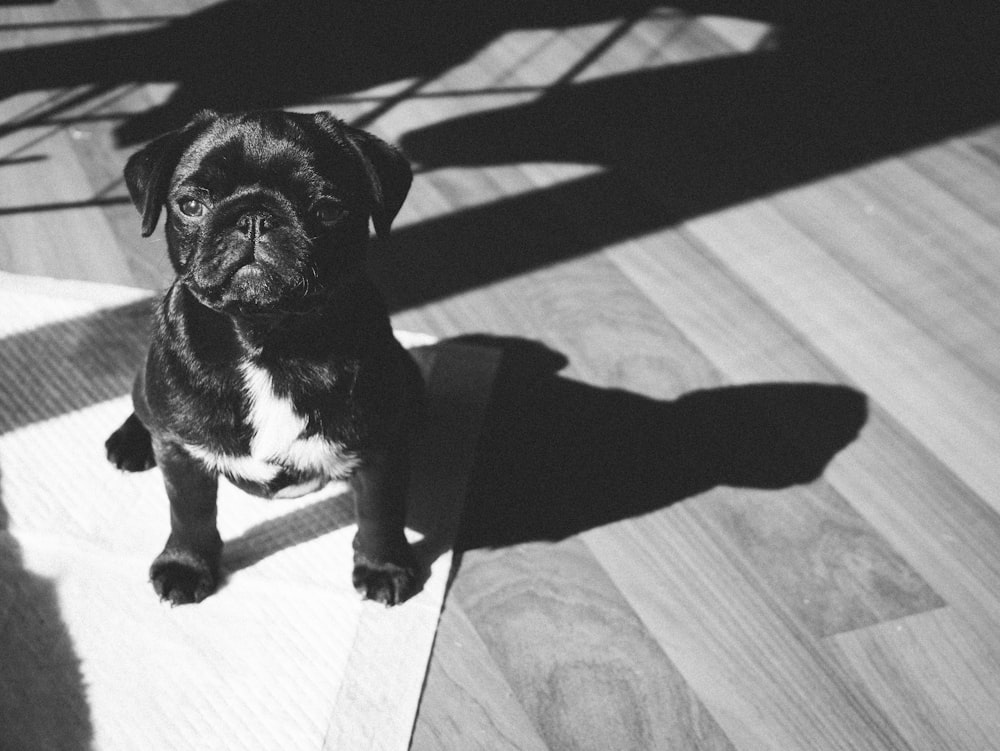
[188,262,304,317]
[227,263,280,304]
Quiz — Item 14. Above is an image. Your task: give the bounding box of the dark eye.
[178,198,206,218]
[313,202,344,225]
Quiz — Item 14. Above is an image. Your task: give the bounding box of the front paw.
[150,548,218,605]
[106,413,156,472]
[352,550,420,606]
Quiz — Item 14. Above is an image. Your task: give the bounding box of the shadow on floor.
[0,0,670,145]
[0,490,94,751]
[3,2,999,313]
[452,336,868,550]
[378,0,1000,309]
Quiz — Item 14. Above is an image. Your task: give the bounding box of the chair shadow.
[0,0,669,146]
[2,2,997,314]
[2,0,995,154]
[374,0,1000,311]
[0,490,94,751]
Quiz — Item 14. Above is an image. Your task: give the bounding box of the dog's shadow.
[453,336,867,550]
[217,335,867,580]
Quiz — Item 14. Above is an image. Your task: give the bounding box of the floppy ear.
[313,113,413,239]
[124,110,218,237]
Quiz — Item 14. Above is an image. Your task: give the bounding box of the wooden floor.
[3,1,1000,749]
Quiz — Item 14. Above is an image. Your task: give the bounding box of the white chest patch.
[186,362,359,487]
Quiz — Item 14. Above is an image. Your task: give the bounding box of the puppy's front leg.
[149,440,222,605]
[350,447,419,606]
[105,412,156,472]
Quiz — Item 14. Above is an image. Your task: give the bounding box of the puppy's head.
[124,110,412,315]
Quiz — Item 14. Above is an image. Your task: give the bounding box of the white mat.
[0,273,497,751]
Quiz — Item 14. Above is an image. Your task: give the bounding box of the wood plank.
[0,124,132,284]
[394,251,716,396]
[823,413,1000,654]
[609,228,1000,635]
[584,511,913,751]
[402,250,952,749]
[609,229,1000,718]
[924,125,1000,225]
[696,15,775,53]
[452,539,736,751]
[831,608,1000,751]
[410,601,550,751]
[770,162,1000,385]
[679,200,1000,514]
[696,482,944,638]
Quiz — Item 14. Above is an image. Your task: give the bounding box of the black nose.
[236,211,275,237]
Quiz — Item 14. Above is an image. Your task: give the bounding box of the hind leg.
[105,412,156,472]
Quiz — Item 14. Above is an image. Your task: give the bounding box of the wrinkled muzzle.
[186,191,314,313]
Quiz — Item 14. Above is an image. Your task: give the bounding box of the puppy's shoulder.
[139,285,249,440]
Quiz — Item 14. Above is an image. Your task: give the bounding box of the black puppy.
[105,110,424,606]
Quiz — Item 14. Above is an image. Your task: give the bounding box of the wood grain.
[452,539,735,751]
[585,511,913,751]
[695,482,944,638]
[832,608,1000,751]
[411,601,549,751]
[681,200,1000,514]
